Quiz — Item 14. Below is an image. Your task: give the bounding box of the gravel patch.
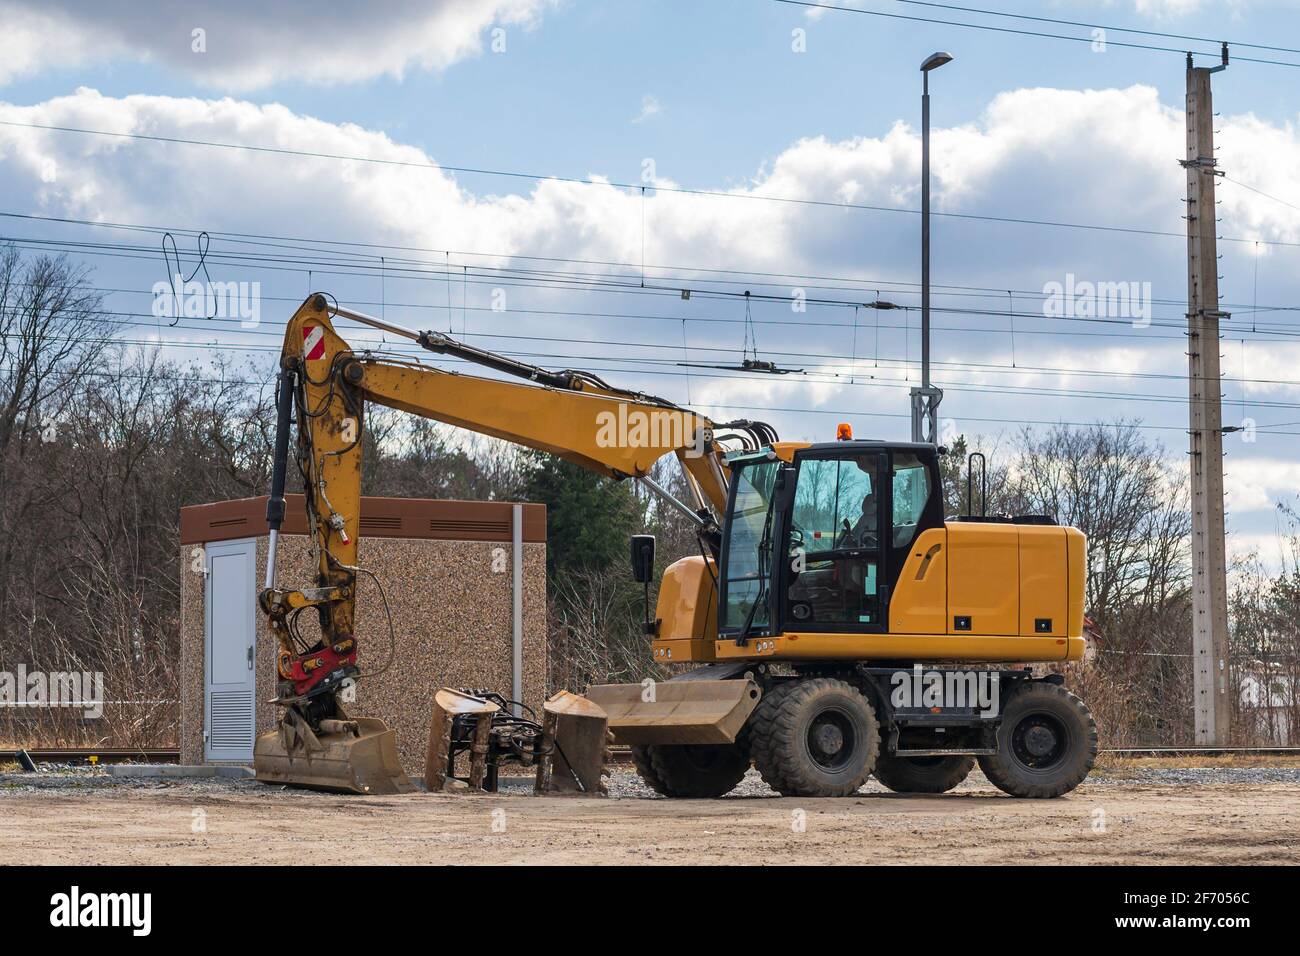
[606,763,1300,796]
[1089,766,1300,786]
[4,762,1299,799]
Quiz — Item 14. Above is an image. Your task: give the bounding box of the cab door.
[781,450,888,632]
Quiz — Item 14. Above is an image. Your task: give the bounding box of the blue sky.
[1,0,1299,562]
[5,1,1294,190]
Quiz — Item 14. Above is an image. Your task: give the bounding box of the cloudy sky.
[1,0,1298,561]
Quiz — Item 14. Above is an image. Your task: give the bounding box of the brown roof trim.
[181,495,546,545]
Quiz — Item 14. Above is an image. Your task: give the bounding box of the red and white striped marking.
[302,324,326,360]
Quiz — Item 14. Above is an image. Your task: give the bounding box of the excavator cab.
[638,438,1083,664]
[719,442,943,641]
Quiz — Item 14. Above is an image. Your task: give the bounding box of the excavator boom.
[256,295,767,794]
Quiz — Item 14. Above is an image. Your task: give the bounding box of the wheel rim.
[1010,710,1070,772]
[804,707,857,773]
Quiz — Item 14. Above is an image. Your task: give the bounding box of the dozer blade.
[585,678,761,746]
[535,691,611,795]
[254,712,415,795]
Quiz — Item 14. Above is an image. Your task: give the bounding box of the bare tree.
[0,246,110,651]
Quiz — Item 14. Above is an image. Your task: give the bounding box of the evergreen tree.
[521,451,641,584]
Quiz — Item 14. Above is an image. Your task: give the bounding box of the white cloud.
[2,83,1296,302]
[1,83,1298,448]
[633,95,663,125]
[0,0,554,89]
[1225,459,1300,514]
[1132,0,1209,16]
[2,81,1299,546]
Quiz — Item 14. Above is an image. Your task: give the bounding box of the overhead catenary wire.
[2,213,1295,434]
[6,228,1300,340]
[12,227,1300,397]
[8,312,1298,422]
[5,210,1297,310]
[17,309,1297,397]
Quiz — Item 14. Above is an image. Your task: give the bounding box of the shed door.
[205,538,257,761]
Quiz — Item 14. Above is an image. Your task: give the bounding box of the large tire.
[874,754,975,794]
[629,742,750,798]
[750,677,879,797]
[978,682,1098,798]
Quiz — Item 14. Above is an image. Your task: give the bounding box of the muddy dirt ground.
[3,761,1298,865]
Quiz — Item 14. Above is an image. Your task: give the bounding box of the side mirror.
[630,534,656,583]
[774,463,797,510]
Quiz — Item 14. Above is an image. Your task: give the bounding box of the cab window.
[720,458,780,632]
[891,452,931,549]
[786,454,885,629]
[791,456,878,554]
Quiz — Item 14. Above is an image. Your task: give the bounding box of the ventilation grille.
[361,516,403,532]
[209,516,248,530]
[209,690,254,753]
[429,518,511,538]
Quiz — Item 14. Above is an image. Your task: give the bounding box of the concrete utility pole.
[1182,46,1231,746]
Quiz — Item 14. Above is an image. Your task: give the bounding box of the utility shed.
[179,494,547,776]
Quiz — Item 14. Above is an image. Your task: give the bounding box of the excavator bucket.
[535,691,611,795]
[254,707,414,795]
[585,678,761,746]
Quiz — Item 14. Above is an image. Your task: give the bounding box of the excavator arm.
[255,294,775,793]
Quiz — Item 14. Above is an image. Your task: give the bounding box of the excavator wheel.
[873,754,975,794]
[630,741,750,799]
[750,677,879,798]
[977,682,1098,798]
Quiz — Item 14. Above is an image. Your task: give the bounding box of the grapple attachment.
[534,691,611,795]
[585,678,761,746]
[423,687,611,794]
[254,707,414,795]
[424,688,500,792]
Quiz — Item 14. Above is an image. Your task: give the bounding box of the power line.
[6,230,1299,431]
[3,120,1297,250]
[6,209,1295,312]
[36,360,1253,440]
[888,0,1300,56]
[770,0,1300,69]
[8,229,1300,340]
[11,308,1298,418]
[1222,174,1300,215]
[34,302,1300,396]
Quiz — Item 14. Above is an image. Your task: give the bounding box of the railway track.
[1,747,180,765]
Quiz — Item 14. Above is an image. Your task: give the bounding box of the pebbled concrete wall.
[180,523,546,778]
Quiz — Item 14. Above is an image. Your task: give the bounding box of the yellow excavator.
[255,294,1098,799]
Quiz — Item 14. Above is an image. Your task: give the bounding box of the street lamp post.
[912,51,953,444]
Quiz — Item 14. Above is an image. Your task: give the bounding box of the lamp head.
[921,52,954,72]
